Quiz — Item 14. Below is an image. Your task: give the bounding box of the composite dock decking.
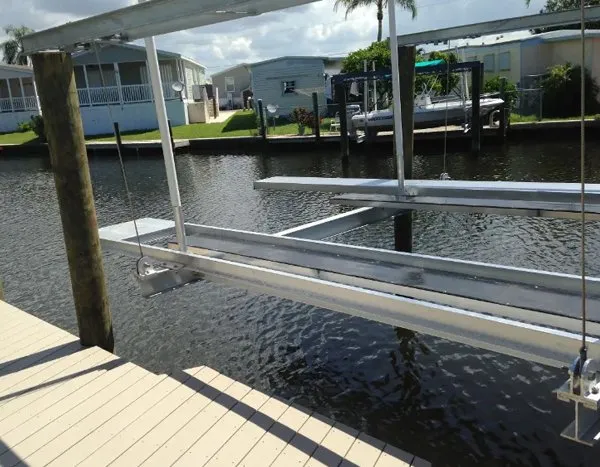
[0,300,429,467]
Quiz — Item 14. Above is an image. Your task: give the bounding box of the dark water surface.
[2,142,600,466]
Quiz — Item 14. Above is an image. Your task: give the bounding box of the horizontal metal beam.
[275,207,401,239]
[22,0,319,54]
[332,193,600,221]
[396,6,600,45]
[331,62,481,84]
[100,232,600,369]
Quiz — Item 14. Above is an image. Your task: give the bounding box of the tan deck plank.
[24,370,161,466]
[340,432,386,467]
[0,349,110,425]
[0,323,64,360]
[0,330,72,367]
[374,444,414,467]
[168,388,270,467]
[0,340,84,395]
[270,412,334,466]
[134,375,248,467]
[205,395,291,467]
[45,374,179,467]
[238,403,312,467]
[108,366,225,467]
[77,368,203,467]
[305,422,359,467]
[0,362,141,466]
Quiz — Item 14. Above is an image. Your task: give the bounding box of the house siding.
[211,65,251,108]
[250,58,327,117]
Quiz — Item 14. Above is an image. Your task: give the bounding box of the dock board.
[0,300,429,466]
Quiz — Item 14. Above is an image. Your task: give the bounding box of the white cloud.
[1,0,547,74]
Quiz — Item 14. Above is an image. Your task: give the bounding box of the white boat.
[350,94,504,135]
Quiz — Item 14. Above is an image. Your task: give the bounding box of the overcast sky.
[2,0,546,75]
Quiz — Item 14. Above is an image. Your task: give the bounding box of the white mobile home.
[211,63,252,110]
[0,64,39,133]
[249,56,343,117]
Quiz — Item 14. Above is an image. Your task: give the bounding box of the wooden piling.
[257,99,267,141]
[312,92,321,142]
[113,122,124,153]
[498,77,507,142]
[471,63,482,155]
[335,83,350,168]
[31,52,114,352]
[394,45,416,253]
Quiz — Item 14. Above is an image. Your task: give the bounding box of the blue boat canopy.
[415,59,445,68]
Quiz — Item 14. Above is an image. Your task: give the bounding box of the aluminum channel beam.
[98,222,600,369]
[21,0,319,54]
[275,207,401,239]
[395,6,600,46]
[254,177,600,219]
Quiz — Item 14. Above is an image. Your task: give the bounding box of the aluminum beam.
[332,193,600,221]
[21,0,319,54]
[395,6,600,46]
[275,207,400,239]
[98,224,600,369]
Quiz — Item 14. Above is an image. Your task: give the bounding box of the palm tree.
[334,0,417,42]
[1,25,34,65]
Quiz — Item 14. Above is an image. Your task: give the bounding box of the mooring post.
[113,121,124,154]
[335,82,350,169]
[394,45,416,253]
[312,92,321,142]
[167,119,175,152]
[498,77,507,142]
[257,99,267,141]
[471,63,482,156]
[31,52,114,352]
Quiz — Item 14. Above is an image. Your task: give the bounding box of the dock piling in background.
[335,83,350,169]
[258,99,267,141]
[471,63,482,156]
[31,52,114,352]
[498,77,507,143]
[312,91,321,142]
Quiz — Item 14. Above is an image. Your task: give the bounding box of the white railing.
[0,96,38,113]
[77,82,181,106]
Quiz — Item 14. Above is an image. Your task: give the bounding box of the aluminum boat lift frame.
[22,0,600,446]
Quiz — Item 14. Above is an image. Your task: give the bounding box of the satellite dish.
[171,81,184,92]
[266,104,278,114]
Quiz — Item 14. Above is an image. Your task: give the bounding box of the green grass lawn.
[511,113,600,123]
[0,110,334,145]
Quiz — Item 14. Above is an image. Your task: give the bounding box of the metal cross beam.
[21,0,320,54]
[396,6,600,46]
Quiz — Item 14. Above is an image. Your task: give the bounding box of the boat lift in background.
[21,0,600,446]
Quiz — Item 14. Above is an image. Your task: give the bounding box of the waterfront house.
[457,29,600,89]
[211,63,252,110]
[0,64,39,133]
[248,56,344,117]
[71,42,207,134]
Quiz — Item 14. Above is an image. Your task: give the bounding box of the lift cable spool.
[553,1,600,446]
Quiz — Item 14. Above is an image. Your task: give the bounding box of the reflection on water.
[2,141,600,466]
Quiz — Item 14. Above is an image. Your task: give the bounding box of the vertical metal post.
[335,82,350,165]
[142,29,187,251]
[372,61,377,111]
[258,99,266,140]
[168,119,175,152]
[82,64,91,106]
[114,63,124,105]
[363,60,369,136]
[213,86,218,118]
[312,92,320,142]
[471,63,482,156]
[388,0,405,194]
[18,77,25,109]
[31,52,114,352]
[6,78,14,111]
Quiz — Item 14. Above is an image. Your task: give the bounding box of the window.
[225,76,235,92]
[498,51,511,71]
[282,80,296,94]
[483,54,495,72]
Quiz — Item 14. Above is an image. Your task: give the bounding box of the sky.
[1,0,546,75]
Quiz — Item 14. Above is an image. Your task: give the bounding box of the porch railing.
[77,82,181,106]
[0,96,39,113]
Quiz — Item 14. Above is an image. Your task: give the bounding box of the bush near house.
[29,115,45,141]
[289,107,315,134]
[484,76,518,108]
[16,121,31,132]
[541,63,600,118]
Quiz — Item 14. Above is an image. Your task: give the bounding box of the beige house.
[457,29,600,88]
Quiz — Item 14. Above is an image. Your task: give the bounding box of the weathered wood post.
[471,63,482,155]
[257,99,267,141]
[335,82,350,169]
[498,77,507,142]
[393,45,416,253]
[312,92,321,142]
[31,52,114,352]
[113,122,124,153]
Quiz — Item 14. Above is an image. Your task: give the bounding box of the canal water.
[2,142,600,466]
